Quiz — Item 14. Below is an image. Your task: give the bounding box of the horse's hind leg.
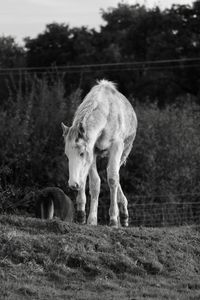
[87,155,100,225]
[117,184,129,227]
[107,142,124,227]
[76,180,86,224]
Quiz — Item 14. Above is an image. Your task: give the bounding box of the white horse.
[62,80,137,227]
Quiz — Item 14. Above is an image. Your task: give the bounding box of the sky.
[0,0,194,45]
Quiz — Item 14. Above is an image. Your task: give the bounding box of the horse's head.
[62,122,93,190]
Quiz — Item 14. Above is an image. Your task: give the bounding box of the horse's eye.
[80,152,84,157]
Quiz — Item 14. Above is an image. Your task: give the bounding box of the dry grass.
[0,214,200,299]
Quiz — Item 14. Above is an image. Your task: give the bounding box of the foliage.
[0,77,199,211]
[0,36,24,68]
[0,36,25,103]
[124,99,200,202]
[0,0,200,211]
[1,1,200,105]
[0,76,72,190]
[24,24,98,67]
[22,1,200,104]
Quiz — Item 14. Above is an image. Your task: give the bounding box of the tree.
[25,23,99,67]
[0,36,25,68]
[69,27,98,64]
[100,1,200,104]
[25,23,73,67]
[24,1,200,104]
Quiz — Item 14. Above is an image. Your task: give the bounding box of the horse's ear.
[61,122,69,136]
[78,122,86,139]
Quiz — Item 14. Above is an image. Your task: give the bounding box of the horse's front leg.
[87,155,100,225]
[107,141,124,227]
[76,180,86,224]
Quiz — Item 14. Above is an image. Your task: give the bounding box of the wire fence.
[1,57,200,75]
[97,193,200,227]
[2,191,200,227]
[128,202,200,227]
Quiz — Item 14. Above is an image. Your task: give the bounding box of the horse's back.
[72,79,137,154]
[96,80,137,141]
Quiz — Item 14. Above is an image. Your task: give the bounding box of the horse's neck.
[75,110,106,148]
[86,127,101,148]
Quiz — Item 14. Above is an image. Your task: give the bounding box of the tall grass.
[0,76,82,210]
[0,77,200,212]
[125,101,200,203]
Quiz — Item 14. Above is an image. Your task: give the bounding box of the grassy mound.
[0,215,200,299]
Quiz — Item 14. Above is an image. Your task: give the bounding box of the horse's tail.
[45,198,54,219]
[37,197,54,219]
[35,187,74,222]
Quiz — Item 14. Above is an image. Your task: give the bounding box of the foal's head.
[62,122,93,190]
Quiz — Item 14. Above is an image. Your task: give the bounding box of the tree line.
[1,1,200,105]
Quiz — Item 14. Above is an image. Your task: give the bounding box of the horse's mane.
[73,79,117,128]
[96,79,117,90]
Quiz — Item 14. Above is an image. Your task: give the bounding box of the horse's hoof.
[87,217,97,226]
[120,214,129,227]
[109,219,118,228]
[77,211,86,224]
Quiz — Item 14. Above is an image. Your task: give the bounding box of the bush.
[123,100,200,203]
[0,77,200,212]
[0,75,82,190]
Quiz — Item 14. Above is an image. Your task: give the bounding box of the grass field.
[0,215,200,299]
